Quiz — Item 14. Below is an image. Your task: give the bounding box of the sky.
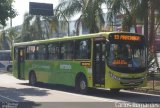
[9,0,106,28]
[10,0,59,27]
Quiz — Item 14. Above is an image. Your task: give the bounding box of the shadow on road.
[19,82,160,103]
[0,86,49,108]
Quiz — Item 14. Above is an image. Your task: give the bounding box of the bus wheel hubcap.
[31,75,35,84]
[80,80,86,90]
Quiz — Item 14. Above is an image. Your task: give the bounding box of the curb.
[132,88,160,95]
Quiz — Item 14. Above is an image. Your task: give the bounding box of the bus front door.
[93,41,106,87]
[17,48,25,79]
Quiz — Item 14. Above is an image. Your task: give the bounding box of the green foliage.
[0,31,10,50]
[0,0,17,26]
[106,0,141,32]
[0,27,19,50]
[56,0,105,34]
[21,13,60,42]
[21,13,43,42]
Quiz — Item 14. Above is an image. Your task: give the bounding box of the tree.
[0,0,17,27]
[0,31,10,50]
[0,28,18,50]
[21,13,45,41]
[56,0,105,35]
[43,16,60,38]
[106,0,141,32]
[147,0,160,70]
[55,9,70,36]
[21,12,60,41]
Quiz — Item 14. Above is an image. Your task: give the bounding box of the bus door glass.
[17,48,25,79]
[93,37,106,87]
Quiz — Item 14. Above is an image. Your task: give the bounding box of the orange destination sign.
[113,60,128,65]
[114,35,140,41]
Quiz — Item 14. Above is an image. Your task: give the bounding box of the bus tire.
[75,75,88,94]
[110,89,120,94]
[29,72,37,86]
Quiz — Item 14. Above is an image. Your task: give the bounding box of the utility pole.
[144,0,149,70]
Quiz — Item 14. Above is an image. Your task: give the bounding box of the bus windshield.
[108,43,146,73]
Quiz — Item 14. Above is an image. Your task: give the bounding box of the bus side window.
[60,41,74,60]
[75,39,91,59]
[26,46,36,60]
[36,45,47,60]
[48,43,60,60]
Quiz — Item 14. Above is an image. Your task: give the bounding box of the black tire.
[110,89,120,94]
[75,75,88,94]
[29,72,37,86]
[7,65,12,72]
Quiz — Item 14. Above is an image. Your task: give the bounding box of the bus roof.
[13,32,143,47]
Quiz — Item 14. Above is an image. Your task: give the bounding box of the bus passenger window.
[27,46,36,60]
[75,39,91,59]
[48,43,60,60]
[36,45,46,60]
[60,41,73,60]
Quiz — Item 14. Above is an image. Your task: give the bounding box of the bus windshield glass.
[108,43,146,73]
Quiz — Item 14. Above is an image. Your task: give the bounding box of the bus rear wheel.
[75,76,88,94]
[29,72,37,86]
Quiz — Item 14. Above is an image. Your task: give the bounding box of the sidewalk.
[132,80,160,95]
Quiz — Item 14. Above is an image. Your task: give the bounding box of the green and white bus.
[13,32,147,93]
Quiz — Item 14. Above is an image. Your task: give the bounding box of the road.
[0,71,160,108]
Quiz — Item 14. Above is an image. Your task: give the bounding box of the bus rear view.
[0,50,12,72]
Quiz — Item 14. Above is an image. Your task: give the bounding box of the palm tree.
[43,16,60,37]
[21,13,44,41]
[106,0,141,32]
[0,31,10,50]
[0,27,19,50]
[56,0,106,35]
[7,28,19,49]
[21,12,61,41]
[55,9,70,36]
[21,13,34,41]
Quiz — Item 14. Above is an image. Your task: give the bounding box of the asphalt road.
[0,71,160,108]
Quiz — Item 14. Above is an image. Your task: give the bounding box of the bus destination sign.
[109,33,143,43]
[114,35,140,41]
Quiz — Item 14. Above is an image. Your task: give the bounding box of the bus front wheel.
[75,75,88,94]
[29,72,37,86]
[110,89,120,94]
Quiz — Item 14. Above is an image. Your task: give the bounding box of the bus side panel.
[47,61,92,87]
[24,60,92,87]
[24,60,50,82]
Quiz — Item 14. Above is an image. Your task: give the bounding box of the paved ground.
[0,71,160,108]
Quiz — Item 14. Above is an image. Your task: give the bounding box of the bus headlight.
[109,72,121,81]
